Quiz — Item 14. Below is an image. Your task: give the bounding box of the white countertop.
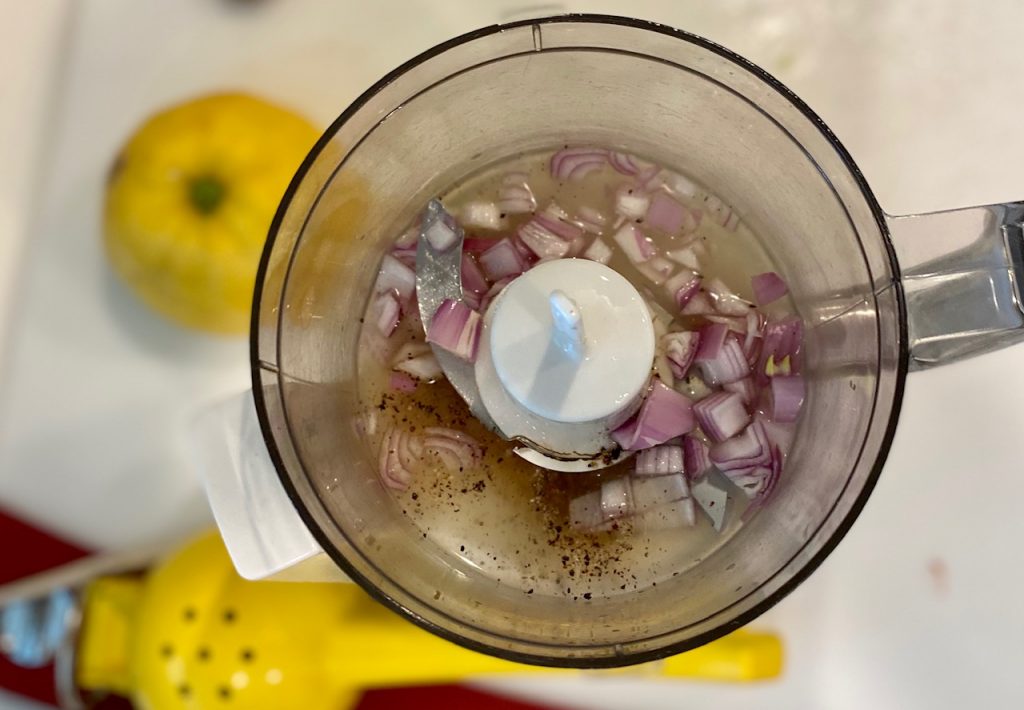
[2,1,1023,708]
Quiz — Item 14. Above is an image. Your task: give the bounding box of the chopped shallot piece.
[390,245,416,269]
[768,375,805,422]
[511,235,538,264]
[705,194,740,231]
[654,353,675,388]
[751,271,789,306]
[663,331,700,379]
[392,342,443,381]
[612,378,695,450]
[710,421,772,474]
[376,254,416,304]
[498,172,537,214]
[536,202,584,241]
[694,390,751,443]
[518,212,572,259]
[394,354,441,381]
[680,206,702,234]
[705,314,748,332]
[582,237,613,264]
[389,371,418,393]
[424,216,458,252]
[600,477,633,520]
[636,255,674,285]
[565,235,587,258]
[479,238,528,281]
[665,271,701,309]
[634,498,696,530]
[645,192,688,234]
[682,436,711,480]
[427,299,481,362]
[392,341,430,362]
[569,490,606,532]
[694,323,729,362]
[742,310,767,367]
[760,417,796,455]
[462,289,483,311]
[659,170,699,198]
[612,223,655,263]
[666,247,702,272]
[608,151,656,178]
[632,473,689,512]
[421,426,482,474]
[680,291,716,316]
[394,221,420,248]
[373,292,401,337]
[577,206,607,234]
[479,275,514,314]
[379,429,415,491]
[706,277,754,316]
[614,185,651,220]
[676,372,714,401]
[634,445,685,476]
[463,236,498,253]
[723,377,757,405]
[461,253,490,295]
[550,147,608,181]
[647,298,675,335]
[698,333,750,385]
[460,201,507,231]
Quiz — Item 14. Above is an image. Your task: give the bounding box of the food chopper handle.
[887,201,1024,369]
[189,391,352,583]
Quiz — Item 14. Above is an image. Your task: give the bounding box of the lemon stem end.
[189,175,226,215]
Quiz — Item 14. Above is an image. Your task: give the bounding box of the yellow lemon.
[104,93,320,334]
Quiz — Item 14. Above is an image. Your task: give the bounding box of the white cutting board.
[3,1,1024,708]
[0,0,521,551]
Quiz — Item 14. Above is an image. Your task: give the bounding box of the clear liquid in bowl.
[354,147,802,600]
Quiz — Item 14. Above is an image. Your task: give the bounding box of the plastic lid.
[488,259,655,423]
